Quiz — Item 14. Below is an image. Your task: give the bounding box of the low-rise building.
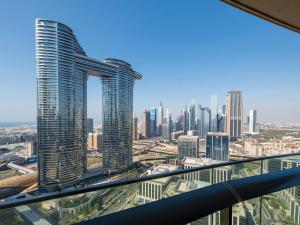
[182,157,231,184]
[137,164,178,203]
[244,141,262,157]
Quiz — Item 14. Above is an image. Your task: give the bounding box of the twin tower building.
[36,19,142,190]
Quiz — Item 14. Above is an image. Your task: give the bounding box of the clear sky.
[0,0,299,124]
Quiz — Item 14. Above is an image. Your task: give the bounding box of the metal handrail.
[77,167,300,225]
[0,152,299,210]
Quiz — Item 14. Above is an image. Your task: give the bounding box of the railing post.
[259,159,263,225]
[220,206,232,225]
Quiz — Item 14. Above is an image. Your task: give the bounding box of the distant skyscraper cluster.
[139,90,248,166]
[140,90,250,144]
[141,102,172,141]
[138,90,255,167]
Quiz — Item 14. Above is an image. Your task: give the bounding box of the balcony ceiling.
[221,0,300,33]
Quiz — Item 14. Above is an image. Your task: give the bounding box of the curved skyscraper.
[36,19,142,190]
[102,59,141,172]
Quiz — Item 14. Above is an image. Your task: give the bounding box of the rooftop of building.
[182,157,223,166]
[206,132,228,136]
[178,135,199,141]
[143,164,178,184]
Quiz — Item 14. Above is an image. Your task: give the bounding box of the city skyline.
[0,1,299,225]
[1,1,300,124]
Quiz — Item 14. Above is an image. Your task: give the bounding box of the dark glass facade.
[205,133,229,161]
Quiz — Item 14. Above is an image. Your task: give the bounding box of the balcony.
[0,153,300,224]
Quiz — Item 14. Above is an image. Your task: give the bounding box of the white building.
[244,141,262,157]
[182,157,231,184]
[27,140,37,157]
[249,109,257,134]
[137,164,177,203]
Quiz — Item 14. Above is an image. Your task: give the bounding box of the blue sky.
[0,0,299,124]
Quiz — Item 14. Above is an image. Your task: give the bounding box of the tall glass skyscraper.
[36,19,142,190]
[217,114,226,133]
[188,100,196,131]
[197,105,211,139]
[210,95,218,132]
[249,109,257,134]
[87,118,94,134]
[132,115,138,140]
[205,132,229,161]
[161,111,172,141]
[180,108,189,135]
[225,91,243,140]
[150,107,157,137]
[157,101,164,136]
[142,109,151,138]
[102,59,142,172]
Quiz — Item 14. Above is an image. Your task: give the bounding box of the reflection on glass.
[232,198,260,225]
[262,187,300,225]
[0,156,300,224]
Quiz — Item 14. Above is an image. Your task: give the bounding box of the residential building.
[210,95,218,132]
[87,118,93,134]
[157,101,164,136]
[182,157,231,183]
[161,111,172,141]
[101,58,142,173]
[88,133,93,149]
[225,91,243,140]
[150,108,157,137]
[222,105,226,114]
[27,140,37,157]
[197,105,211,139]
[180,108,189,135]
[36,19,142,189]
[132,116,138,140]
[137,164,178,203]
[142,110,151,139]
[92,133,102,150]
[244,141,262,157]
[188,100,196,130]
[217,114,226,133]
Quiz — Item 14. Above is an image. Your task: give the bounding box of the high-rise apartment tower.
[36,19,142,190]
[225,91,243,141]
